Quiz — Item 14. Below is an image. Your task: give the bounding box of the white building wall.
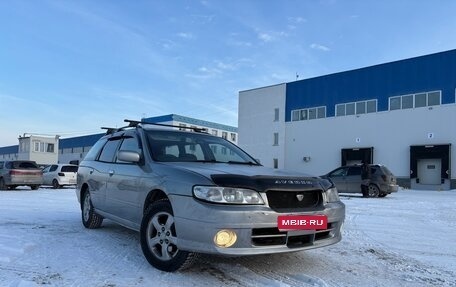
[285,104,456,179]
[238,84,286,168]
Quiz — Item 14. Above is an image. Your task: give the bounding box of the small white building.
[238,50,456,190]
[14,134,59,165]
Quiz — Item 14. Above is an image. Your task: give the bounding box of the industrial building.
[238,49,456,190]
[0,114,238,166]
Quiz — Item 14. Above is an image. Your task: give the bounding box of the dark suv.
[76,120,345,272]
[322,164,398,197]
[0,160,43,190]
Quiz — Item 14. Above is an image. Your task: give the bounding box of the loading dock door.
[417,159,442,185]
[410,144,451,184]
[341,147,373,166]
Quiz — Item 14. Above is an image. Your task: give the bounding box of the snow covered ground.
[0,187,455,287]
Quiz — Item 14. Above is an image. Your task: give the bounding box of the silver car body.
[0,160,43,190]
[76,125,345,258]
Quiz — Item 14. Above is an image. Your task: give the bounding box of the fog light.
[214,229,237,248]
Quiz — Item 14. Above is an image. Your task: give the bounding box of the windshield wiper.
[227,160,259,166]
[194,159,223,163]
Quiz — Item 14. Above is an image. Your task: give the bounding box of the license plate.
[278,215,328,230]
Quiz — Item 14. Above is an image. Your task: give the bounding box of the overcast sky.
[1,0,456,146]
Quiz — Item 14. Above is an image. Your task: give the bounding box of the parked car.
[42,164,78,189]
[0,160,43,190]
[76,120,345,272]
[322,164,398,197]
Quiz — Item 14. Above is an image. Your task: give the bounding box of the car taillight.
[381,175,387,182]
[9,170,42,176]
[58,173,65,176]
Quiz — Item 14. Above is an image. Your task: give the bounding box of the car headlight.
[325,187,340,203]
[193,186,264,204]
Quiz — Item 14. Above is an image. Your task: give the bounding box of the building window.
[230,133,236,142]
[46,143,55,153]
[428,91,441,106]
[389,91,441,110]
[336,104,345,116]
[291,106,326,121]
[336,100,377,116]
[274,108,279,122]
[415,93,426,108]
[345,103,355,115]
[366,100,377,113]
[273,158,278,169]
[212,129,218,136]
[222,132,228,139]
[273,133,279,146]
[402,95,413,109]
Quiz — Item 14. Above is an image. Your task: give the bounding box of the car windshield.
[145,129,259,165]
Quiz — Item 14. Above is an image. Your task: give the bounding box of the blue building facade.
[285,49,456,121]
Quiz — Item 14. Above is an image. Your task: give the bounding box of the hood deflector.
[210,174,324,192]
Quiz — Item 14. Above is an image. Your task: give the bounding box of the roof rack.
[101,127,123,135]
[124,119,208,133]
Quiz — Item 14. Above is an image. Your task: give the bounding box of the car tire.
[52,179,60,189]
[140,200,197,272]
[82,190,103,229]
[30,185,40,190]
[0,178,6,190]
[368,184,380,198]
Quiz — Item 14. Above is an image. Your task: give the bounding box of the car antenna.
[124,119,208,133]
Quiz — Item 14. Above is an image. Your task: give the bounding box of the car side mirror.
[117,150,140,163]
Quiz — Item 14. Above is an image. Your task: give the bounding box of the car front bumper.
[170,194,345,256]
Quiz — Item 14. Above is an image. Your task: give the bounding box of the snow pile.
[0,187,455,286]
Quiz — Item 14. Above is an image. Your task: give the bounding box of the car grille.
[251,222,336,248]
[266,189,322,212]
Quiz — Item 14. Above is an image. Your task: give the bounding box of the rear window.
[379,166,393,175]
[61,165,78,172]
[9,161,40,169]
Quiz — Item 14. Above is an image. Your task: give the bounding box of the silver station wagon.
[76,120,345,272]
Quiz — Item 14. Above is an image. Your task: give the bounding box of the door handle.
[89,169,94,174]
[108,170,115,176]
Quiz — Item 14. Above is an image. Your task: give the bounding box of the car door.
[43,165,58,185]
[328,167,348,193]
[345,166,362,193]
[90,137,122,212]
[104,134,144,227]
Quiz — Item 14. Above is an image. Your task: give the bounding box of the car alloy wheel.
[82,190,103,228]
[140,200,195,272]
[368,184,380,198]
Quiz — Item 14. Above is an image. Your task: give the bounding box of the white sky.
[1,0,456,146]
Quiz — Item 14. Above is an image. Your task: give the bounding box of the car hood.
[159,162,328,191]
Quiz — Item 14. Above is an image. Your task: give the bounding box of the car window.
[61,165,78,172]
[347,166,361,176]
[50,165,58,172]
[116,136,141,163]
[98,139,121,163]
[209,143,244,162]
[146,130,257,164]
[330,168,347,177]
[15,161,40,169]
[84,138,108,161]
